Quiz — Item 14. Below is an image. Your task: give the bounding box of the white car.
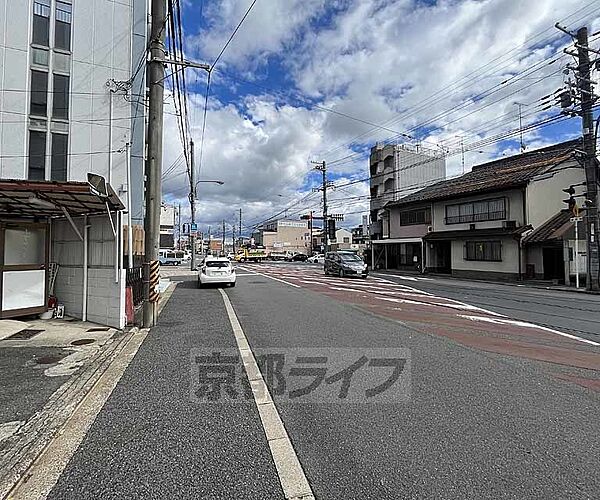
[307,254,325,264]
[198,257,236,287]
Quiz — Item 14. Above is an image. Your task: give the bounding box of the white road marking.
[253,271,301,288]
[372,272,433,281]
[219,289,314,500]
[458,314,600,346]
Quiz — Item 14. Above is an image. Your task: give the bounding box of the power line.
[211,0,259,71]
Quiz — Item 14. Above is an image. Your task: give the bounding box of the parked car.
[198,257,236,287]
[307,254,325,264]
[324,251,368,278]
[290,253,308,262]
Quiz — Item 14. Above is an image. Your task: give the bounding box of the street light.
[190,180,224,270]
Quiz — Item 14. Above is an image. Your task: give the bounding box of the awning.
[522,210,581,244]
[424,226,531,241]
[371,237,423,244]
[0,179,125,218]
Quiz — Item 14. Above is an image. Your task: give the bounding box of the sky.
[160,0,600,237]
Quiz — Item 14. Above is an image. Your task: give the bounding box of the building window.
[31,47,49,67]
[465,241,502,262]
[52,74,69,119]
[445,198,506,224]
[51,133,68,181]
[55,2,72,51]
[28,131,47,180]
[30,70,48,117]
[343,237,350,243]
[33,0,51,46]
[400,208,431,226]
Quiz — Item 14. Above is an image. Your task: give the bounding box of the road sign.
[191,223,198,231]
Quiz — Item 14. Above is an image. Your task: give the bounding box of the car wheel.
[339,269,345,278]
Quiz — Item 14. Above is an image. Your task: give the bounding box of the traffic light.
[563,186,578,216]
[328,219,336,240]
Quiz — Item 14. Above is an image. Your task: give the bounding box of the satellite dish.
[87,173,108,198]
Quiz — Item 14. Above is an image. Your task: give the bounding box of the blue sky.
[160,0,600,234]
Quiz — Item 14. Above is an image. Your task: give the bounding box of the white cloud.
[163,0,600,232]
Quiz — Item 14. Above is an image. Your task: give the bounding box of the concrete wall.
[526,162,585,228]
[0,0,145,219]
[432,189,524,232]
[51,214,125,328]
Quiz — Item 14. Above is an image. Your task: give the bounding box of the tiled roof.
[386,139,581,208]
[522,210,576,244]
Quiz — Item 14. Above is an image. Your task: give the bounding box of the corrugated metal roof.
[386,139,581,208]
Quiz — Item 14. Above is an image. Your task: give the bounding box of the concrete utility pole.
[239,208,242,246]
[189,139,196,271]
[575,27,599,291]
[143,0,166,327]
[232,224,236,253]
[177,202,181,250]
[313,161,328,253]
[222,219,226,254]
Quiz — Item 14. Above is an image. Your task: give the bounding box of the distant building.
[254,219,311,255]
[160,204,175,249]
[369,143,446,240]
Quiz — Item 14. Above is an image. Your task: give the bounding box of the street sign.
[191,223,198,231]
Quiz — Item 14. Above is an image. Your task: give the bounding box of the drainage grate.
[86,327,110,332]
[4,329,44,340]
[71,338,95,346]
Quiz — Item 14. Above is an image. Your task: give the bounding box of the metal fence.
[126,266,144,307]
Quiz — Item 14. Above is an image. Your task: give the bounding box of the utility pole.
[309,210,313,255]
[239,208,242,246]
[232,224,236,253]
[312,161,328,253]
[143,0,166,327]
[514,102,528,153]
[222,219,226,254]
[189,139,196,271]
[576,27,599,291]
[177,202,181,250]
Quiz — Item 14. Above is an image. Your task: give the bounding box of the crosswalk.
[235,263,600,371]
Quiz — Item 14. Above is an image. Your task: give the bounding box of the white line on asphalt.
[458,314,600,346]
[218,289,314,500]
[253,271,301,288]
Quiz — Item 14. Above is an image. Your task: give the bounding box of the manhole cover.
[71,338,95,346]
[4,329,44,341]
[86,327,110,332]
[35,355,62,365]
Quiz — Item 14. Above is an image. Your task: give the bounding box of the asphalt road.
[372,270,600,343]
[46,264,600,499]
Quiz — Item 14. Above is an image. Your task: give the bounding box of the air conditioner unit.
[503,220,517,229]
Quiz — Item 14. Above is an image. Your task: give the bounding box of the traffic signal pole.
[575,27,600,291]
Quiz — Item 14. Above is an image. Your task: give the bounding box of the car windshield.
[206,261,229,268]
[339,253,362,262]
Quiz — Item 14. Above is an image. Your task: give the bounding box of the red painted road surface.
[238,263,600,390]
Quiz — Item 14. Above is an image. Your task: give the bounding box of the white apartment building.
[0,0,148,327]
[369,143,446,239]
